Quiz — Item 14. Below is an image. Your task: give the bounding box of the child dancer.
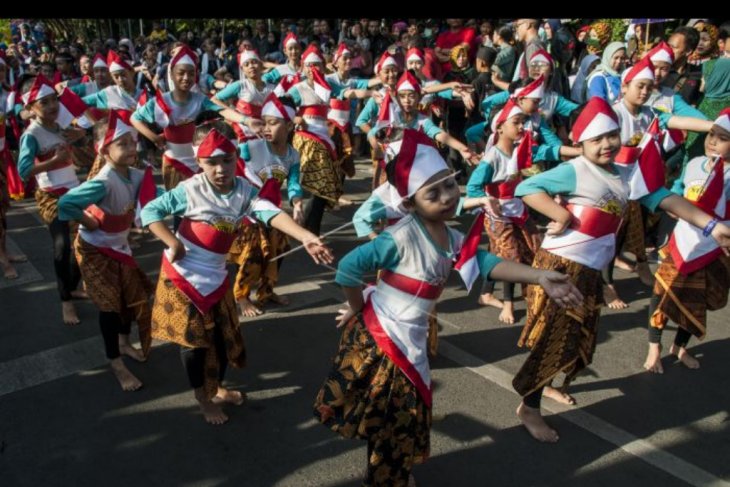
[17,75,83,324]
[229,94,304,317]
[644,109,730,373]
[58,110,157,390]
[513,97,730,443]
[315,128,583,485]
[467,99,543,322]
[142,121,332,425]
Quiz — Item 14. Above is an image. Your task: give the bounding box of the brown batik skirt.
[75,237,154,354]
[512,248,604,397]
[293,133,343,206]
[151,267,246,400]
[651,252,730,339]
[314,314,430,485]
[228,222,290,303]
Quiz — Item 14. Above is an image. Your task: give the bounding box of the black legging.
[480,280,515,301]
[180,326,227,389]
[99,311,132,360]
[48,217,81,301]
[647,295,693,348]
[523,386,544,409]
[303,194,327,236]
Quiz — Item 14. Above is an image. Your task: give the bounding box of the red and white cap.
[238,48,261,66]
[97,109,136,152]
[406,47,424,63]
[283,33,299,49]
[571,97,620,143]
[107,50,132,73]
[647,41,674,65]
[92,53,108,70]
[193,127,238,158]
[514,74,545,99]
[375,51,399,75]
[714,107,730,133]
[396,71,421,96]
[529,49,553,66]
[622,57,654,84]
[490,98,524,133]
[21,74,56,106]
[261,92,295,121]
[301,44,324,65]
[389,129,449,198]
[170,45,198,70]
[332,43,352,64]
[310,66,332,101]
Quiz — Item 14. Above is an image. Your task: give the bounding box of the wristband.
[702,218,719,237]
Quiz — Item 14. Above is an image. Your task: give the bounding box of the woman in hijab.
[586,41,627,104]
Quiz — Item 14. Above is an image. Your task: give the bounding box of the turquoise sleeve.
[672,94,708,120]
[639,187,672,212]
[201,97,223,112]
[356,98,378,130]
[57,180,107,221]
[477,249,503,279]
[466,122,487,144]
[422,118,444,139]
[515,162,577,197]
[555,95,580,117]
[286,163,303,202]
[214,81,241,102]
[239,142,251,160]
[262,69,282,85]
[480,90,509,118]
[17,133,39,182]
[131,98,156,123]
[140,185,188,225]
[82,90,108,109]
[335,232,401,286]
[352,193,387,237]
[466,162,494,197]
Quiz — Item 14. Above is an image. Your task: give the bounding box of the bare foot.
[603,284,629,310]
[238,297,264,317]
[614,256,636,272]
[337,196,354,207]
[110,358,143,391]
[70,289,89,300]
[213,387,246,406]
[643,343,664,374]
[670,344,700,369]
[516,402,559,443]
[62,301,81,325]
[636,261,655,287]
[195,389,229,425]
[2,261,18,280]
[119,342,147,363]
[543,386,576,405]
[499,301,515,324]
[267,292,290,306]
[8,254,28,263]
[478,293,504,309]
